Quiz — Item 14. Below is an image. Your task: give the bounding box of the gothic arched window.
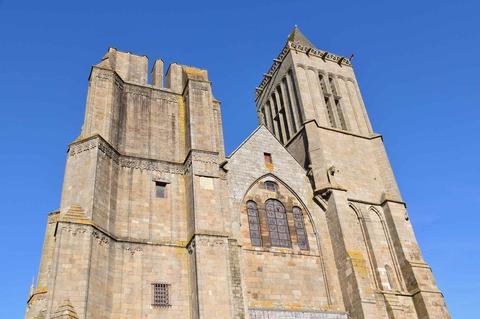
[293,206,309,250]
[246,201,262,246]
[265,199,291,248]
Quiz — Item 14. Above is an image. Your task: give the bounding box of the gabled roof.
[287,26,315,48]
[227,125,264,159]
[227,125,305,172]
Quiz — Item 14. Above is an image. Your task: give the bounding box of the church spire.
[287,25,315,48]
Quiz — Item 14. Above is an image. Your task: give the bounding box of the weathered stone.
[25,26,449,319]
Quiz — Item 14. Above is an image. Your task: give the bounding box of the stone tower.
[26,28,450,319]
[254,27,450,318]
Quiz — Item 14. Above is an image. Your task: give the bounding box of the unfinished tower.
[26,28,450,319]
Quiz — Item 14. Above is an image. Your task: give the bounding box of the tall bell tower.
[255,26,450,319]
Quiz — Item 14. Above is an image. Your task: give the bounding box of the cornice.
[255,41,352,101]
[68,135,222,177]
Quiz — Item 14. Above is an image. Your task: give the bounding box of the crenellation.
[152,59,164,88]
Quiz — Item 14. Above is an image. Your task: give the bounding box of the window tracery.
[265,199,291,248]
[293,206,309,250]
[264,181,278,192]
[246,201,262,246]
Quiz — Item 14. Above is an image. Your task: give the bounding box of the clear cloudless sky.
[0,0,478,317]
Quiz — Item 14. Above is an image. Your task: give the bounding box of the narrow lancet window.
[335,99,347,130]
[293,207,309,250]
[247,201,262,246]
[282,78,297,133]
[288,70,304,123]
[329,77,338,96]
[265,199,291,248]
[277,85,290,141]
[325,97,336,128]
[319,74,328,95]
[271,95,284,144]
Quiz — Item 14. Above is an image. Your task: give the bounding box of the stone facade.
[26,27,450,319]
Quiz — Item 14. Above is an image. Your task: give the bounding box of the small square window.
[264,153,273,170]
[152,283,170,307]
[264,153,272,165]
[155,182,167,198]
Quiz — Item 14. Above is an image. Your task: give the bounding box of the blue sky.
[0,0,478,317]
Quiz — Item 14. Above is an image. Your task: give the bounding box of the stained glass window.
[247,201,262,246]
[265,199,291,248]
[293,206,309,250]
[264,181,278,192]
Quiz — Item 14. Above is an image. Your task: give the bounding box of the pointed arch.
[240,172,317,238]
[246,201,262,247]
[240,172,333,306]
[348,202,380,289]
[367,206,405,291]
[265,199,291,248]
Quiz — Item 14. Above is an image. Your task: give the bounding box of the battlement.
[95,47,209,93]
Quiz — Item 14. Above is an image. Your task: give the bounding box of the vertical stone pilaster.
[382,201,451,318]
[188,236,233,319]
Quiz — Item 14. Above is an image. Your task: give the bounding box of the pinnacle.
[287,26,315,48]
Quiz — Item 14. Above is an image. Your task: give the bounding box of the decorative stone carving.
[120,157,184,174]
[327,166,338,184]
[124,85,151,98]
[95,71,114,82]
[195,236,226,248]
[255,40,351,100]
[69,136,185,174]
[92,230,110,247]
[187,150,219,177]
[68,139,98,157]
[123,244,143,255]
[98,139,120,163]
[61,224,88,237]
[187,240,195,255]
[151,90,178,103]
[190,81,210,91]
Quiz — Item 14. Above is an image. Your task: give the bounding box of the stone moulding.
[183,149,220,177]
[68,135,221,176]
[56,221,187,254]
[91,67,181,102]
[68,135,185,174]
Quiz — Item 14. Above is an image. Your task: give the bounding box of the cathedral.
[26,27,450,319]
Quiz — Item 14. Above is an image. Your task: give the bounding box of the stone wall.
[226,126,345,314]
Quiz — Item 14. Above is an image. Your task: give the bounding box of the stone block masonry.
[26,27,450,319]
